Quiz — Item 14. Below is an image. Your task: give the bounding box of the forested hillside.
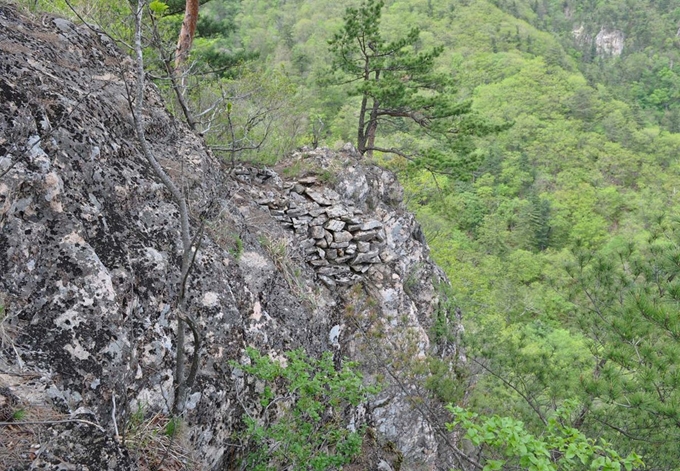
[17,0,680,468]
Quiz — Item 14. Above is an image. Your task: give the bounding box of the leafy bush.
[232,347,379,471]
[447,401,644,471]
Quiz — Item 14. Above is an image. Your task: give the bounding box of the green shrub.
[447,401,644,471]
[232,347,379,471]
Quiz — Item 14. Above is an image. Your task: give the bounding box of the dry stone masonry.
[230,145,427,294]
[261,175,387,286]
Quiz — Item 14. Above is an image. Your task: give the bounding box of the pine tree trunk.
[175,0,199,71]
[365,99,379,158]
[363,69,380,158]
[358,95,368,154]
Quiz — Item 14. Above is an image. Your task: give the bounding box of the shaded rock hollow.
[0,5,462,470]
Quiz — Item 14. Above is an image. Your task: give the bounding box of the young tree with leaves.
[448,402,643,471]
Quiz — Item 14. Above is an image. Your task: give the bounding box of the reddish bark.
[175,0,199,71]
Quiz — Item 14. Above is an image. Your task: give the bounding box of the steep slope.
[0,5,460,470]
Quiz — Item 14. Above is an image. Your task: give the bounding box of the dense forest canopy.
[16,0,680,468]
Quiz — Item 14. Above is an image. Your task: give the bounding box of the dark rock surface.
[0,5,460,470]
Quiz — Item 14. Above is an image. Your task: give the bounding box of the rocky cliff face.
[595,28,624,56]
[572,24,625,57]
[0,5,460,470]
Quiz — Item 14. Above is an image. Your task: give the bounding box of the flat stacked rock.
[245,172,388,287]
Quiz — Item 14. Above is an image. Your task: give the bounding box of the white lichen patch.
[114,185,128,198]
[61,231,84,246]
[44,171,63,212]
[250,301,262,321]
[185,392,202,410]
[329,324,342,346]
[144,247,167,271]
[239,251,273,291]
[64,340,90,360]
[54,308,83,330]
[59,232,116,305]
[201,291,220,308]
[86,269,116,303]
[240,251,269,269]
[0,183,10,216]
[100,335,129,363]
[92,73,122,83]
[134,374,174,413]
[142,340,168,367]
[27,135,50,173]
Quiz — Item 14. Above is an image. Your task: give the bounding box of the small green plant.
[128,403,146,430]
[11,409,26,421]
[318,169,337,184]
[280,158,340,183]
[230,235,244,260]
[403,262,424,296]
[429,285,460,346]
[123,405,191,469]
[259,235,291,278]
[232,347,379,471]
[281,160,310,179]
[164,416,181,438]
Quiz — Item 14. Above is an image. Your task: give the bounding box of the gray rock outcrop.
[595,27,624,56]
[0,5,462,470]
[572,24,625,57]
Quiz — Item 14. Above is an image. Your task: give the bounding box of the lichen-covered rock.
[0,5,461,470]
[30,421,133,470]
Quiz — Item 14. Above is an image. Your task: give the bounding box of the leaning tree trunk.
[364,100,380,159]
[357,94,369,154]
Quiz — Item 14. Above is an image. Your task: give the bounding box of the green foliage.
[230,234,243,260]
[423,287,468,404]
[20,0,680,466]
[447,402,644,471]
[16,0,134,43]
[232,347,378,471]
[327,0,496,175]
[148,0,169,15]
[430,291,459,346]
[11,409,26,421]
[164,416,181,438]
[216,1,680,464]
[561,222,680,466]
[189,66,306,165]
[498,0,680,131]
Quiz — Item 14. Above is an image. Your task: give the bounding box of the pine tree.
[565,223,680,467]
[328,0,492,176]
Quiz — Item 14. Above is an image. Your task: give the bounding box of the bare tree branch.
[132,0,197,416]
